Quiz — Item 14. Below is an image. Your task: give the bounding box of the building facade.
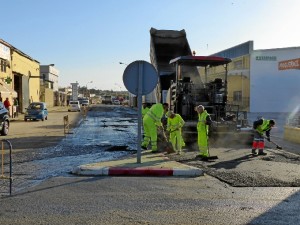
[40,65,59,91]
[250,47,300,113]
[210,41,300,114]
[0,39,40,114]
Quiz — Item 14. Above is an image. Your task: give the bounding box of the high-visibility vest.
[142,106,150,118]
[197,110,209,133]
[145,103,164,126]
[256,119,271,135]
[167,114,185,132]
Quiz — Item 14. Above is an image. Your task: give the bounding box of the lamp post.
[85,81,93,98]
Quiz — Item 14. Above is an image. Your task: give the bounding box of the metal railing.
[0,139,12,196]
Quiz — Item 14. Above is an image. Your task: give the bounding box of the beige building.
[0,39,40,114]
[199,41,252,112]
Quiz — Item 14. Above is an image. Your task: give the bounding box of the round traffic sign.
[123,60,158,95]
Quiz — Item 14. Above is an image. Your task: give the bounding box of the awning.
[0,81,17,98]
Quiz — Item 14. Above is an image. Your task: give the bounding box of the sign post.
[123,60,158,163]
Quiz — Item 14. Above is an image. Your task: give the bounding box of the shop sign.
[0,43,10,61]
[256,56,277,61]
[278,58,300,70]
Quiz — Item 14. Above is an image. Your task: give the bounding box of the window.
[233,91,242,101]
[0,59,6,72]
[234,60,243,69]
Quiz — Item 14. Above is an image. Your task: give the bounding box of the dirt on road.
[7,107,83,151]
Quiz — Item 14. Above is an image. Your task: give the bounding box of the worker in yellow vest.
[167,111,185,155]
[141,103,169,152]
[142,103,150,119]
[252,118,275,155]
[195,105,212,158]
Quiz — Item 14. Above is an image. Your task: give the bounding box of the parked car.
[68,100,81,112]
[0,102,9,136]
[81,99,89,107]
[24,102,48,121]
[112,99,120,105]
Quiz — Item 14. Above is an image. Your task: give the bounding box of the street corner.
[71,152,204,177]
[71,164,203,177]
[71,165,110,176]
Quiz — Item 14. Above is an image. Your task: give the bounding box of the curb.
[72,166,203,177]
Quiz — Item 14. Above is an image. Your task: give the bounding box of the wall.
[45,88,54,107]
[284,126,300,144]
[12,51,40,102]
[250,47,300,113]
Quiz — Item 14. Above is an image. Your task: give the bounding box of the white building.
[250,47,300,113]
[40,64,59,91]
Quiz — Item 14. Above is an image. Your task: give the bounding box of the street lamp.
[85,81,93,98]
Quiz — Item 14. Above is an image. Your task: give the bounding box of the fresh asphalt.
[2,105,300,224]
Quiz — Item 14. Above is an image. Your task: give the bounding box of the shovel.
[263,135,283,150]
[161,128,175,154]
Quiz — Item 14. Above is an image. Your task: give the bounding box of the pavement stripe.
[108,167,173,176]
[73,166,203,177]
[173,168,204,176]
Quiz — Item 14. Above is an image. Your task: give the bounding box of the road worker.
[252,118,275,155]
[195,105,212,159]
[142,103,151,119]
[166,111,185,155]
[141,103,169,153]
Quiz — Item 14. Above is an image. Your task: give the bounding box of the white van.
[81,99,89,107]
[68,101,81,112]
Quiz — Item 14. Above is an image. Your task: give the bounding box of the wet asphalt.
[0,105,300,224]
[2,105,300,193]
[1,105,137,193]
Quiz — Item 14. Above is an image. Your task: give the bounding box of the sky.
[1,0,300,91]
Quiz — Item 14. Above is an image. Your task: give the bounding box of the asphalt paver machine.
[167,55,253,145]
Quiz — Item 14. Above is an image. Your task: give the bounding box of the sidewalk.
[72,150,203,177]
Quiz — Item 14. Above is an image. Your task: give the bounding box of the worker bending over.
[195,105,212,158]
[167,111,185,155]
[252,118,275,155]
[141,103,169,153]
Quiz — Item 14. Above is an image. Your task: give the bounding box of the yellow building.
[0,39,40,114]
[199,41,252,112]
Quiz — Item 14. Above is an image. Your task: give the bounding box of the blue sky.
[1,0,300,90]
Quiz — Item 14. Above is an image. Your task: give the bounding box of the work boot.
[195,154,205,159]
[201,156,209,161]
[258,150,267,156]
[251,149,257,155]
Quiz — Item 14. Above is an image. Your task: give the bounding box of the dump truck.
[149,28,253,145]
[102,95,112,104]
